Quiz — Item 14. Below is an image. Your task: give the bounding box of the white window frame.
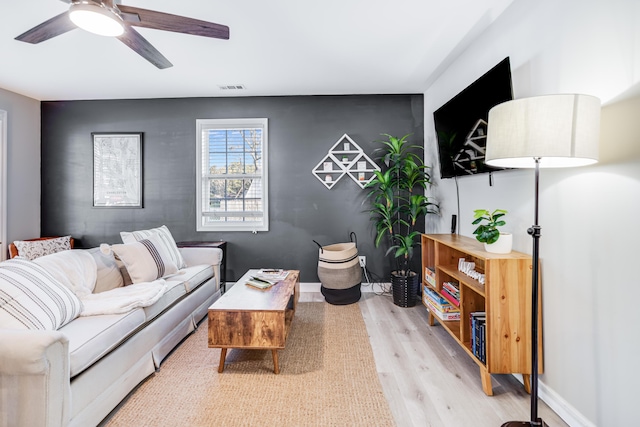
[196,118,269,232]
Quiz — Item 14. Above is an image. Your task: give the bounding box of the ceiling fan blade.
[118,5,229,39]
[15,12,76,44]
[118,26,173,69]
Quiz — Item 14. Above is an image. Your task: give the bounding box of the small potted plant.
[472,209,512,254]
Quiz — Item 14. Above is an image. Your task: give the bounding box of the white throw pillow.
[33,250,97,298]
[120,225,186,269]
[0,258,83,330]
[12,236,72,260]
[86,247,124,293]
[110,234,178,284]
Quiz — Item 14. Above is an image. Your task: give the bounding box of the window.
[196,118,268,232]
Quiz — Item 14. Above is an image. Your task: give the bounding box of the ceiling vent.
[218,84,246,90]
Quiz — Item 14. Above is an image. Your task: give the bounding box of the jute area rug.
[105,302,395,426]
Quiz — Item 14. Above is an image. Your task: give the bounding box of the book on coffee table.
[245,276,277,289]
[256,269,289,281]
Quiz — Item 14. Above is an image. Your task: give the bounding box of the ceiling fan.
[15,0,230,69]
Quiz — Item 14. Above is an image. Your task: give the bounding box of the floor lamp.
[484,94,601,427]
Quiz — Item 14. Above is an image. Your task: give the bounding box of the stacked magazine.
[245,269,289,289]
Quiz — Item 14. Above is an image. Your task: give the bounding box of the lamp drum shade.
[485,94,601,168]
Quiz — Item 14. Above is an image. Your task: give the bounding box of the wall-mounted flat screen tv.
[434,57,513,179]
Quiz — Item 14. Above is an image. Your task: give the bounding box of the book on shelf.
[475,318,486,364]
[440,287,460,307]
[469,311,486,328]
[424,296,459,314]
[470,312,486,364]
[424,267,436,287]
[423,291,459,313]
[470,312,482,355]
[474,318,484,357]
[425,299,461,321]
[423,286,452,307]
[480,321,486,364]
[442,281,460,296]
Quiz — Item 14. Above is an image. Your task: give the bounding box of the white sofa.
[0,245,222,427]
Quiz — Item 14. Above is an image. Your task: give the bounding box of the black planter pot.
[391,270,420,307]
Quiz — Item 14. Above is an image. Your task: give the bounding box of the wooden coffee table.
[207,269,300,374]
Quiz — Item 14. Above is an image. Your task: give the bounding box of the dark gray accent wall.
[41,95,424,282]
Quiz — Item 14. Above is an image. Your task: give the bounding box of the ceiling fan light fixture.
[69,1,125,37]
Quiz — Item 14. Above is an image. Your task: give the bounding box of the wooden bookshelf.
[421,234,543,396]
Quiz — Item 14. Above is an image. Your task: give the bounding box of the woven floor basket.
[317,242,362,305]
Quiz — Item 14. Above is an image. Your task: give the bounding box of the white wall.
[424,0,640,425]
[0,87,41,252]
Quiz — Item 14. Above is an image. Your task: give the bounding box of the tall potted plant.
[366,134,438,307]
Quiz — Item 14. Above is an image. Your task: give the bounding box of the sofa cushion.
[142,279,187,322]
[0,258,82,330]
[120,225,186,269]
[168,264,214,293]
[109,234,178,284]
[12,236,73,260]
[59,308,146,377]
[86,248,124,293]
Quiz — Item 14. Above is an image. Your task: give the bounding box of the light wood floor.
[301,291,568,427]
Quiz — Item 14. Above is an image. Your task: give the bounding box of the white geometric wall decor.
[312,134,380,189]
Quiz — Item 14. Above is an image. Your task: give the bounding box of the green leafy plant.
[365,134,438,277]
[472,209,507,244]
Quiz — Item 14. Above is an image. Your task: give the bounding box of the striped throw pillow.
[110,233,178,284]
[0,258,83,330]
[120,225,186,269]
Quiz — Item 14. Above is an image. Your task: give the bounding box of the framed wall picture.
[93,132,143,208]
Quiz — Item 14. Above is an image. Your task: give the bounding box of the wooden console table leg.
[427,311,435,326]
[218,348,227,373]
[480,368,493,396]
[272,350,280,374]
[522,374,531,394]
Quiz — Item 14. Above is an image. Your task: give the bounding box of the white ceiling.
[0,0,514,101]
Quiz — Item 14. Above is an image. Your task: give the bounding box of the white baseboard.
[513,374,595,427]
[300,282,321,293]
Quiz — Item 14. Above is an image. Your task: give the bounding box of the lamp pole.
[526,158,543,426]
[502,162,546,427]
